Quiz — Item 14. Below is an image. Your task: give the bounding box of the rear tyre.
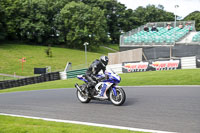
[109,87,126,106]
[76,85,91,103]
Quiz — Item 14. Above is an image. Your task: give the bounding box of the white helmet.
[100,56,109,67]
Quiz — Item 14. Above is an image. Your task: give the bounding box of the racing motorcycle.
[75,69,126,106]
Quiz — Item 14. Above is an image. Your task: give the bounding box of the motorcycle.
[75,69,126,106]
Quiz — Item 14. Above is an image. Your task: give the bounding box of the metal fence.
[0,72,60,90]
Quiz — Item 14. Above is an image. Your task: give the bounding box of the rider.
[84,56,109,98]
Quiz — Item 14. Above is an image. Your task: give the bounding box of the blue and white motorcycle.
[75,69,126,106]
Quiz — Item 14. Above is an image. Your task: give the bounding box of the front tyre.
[76,90,91,103]
[110,87,126,106]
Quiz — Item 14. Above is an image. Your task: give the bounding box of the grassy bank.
[0,43,116,76]
[0,115,145,133]
[1,69,199,93]
[119,69,200,86]
[0,75,19,81]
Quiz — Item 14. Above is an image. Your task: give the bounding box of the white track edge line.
[0,113,177,133]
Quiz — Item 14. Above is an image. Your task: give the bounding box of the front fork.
[112,86,117,96]
[103,83,117,97]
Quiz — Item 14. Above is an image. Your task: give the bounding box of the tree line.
[0,0,199,48]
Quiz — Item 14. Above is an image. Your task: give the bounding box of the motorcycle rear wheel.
[109,87,126,106]
[76,89,91,103]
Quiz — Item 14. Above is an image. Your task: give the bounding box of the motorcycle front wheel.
[76,89,91,103]
[109,87,126,106]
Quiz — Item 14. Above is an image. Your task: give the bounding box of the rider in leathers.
[85,56,109,98]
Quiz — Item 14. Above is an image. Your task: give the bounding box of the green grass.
[0,115,145,133]
[103,44,119,51]
[119,69,200,86]
[0,75,19,81]
[1,69,199,93]
[0,43,114,76]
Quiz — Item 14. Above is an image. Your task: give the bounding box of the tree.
[184,11,200,31]
[82,0,132,44]
[56,1,108,49]
[134,5,174,24]
[1,0,80,44]
[118,9,141,32]
[1,0,181,46]
[17,0,50,43]
[134,5,175,23]
[0,0,21,40]
[42,0,80,44]
[0,0,7,41]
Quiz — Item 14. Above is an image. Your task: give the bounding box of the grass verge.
[0,43,115,76]
[103,44,119,51]
[119,69,200,86]
[1,69,199,93]
[0,115,145,133]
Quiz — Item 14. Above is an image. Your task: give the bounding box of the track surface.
[0,86,200,133]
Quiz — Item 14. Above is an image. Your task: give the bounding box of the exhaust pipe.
[75,83,85,95]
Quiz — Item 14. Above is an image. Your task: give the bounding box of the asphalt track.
[0,86,200,133]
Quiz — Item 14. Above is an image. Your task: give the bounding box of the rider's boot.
[81,85,89,96]
[85,81,95,96]
[84,88,89,96]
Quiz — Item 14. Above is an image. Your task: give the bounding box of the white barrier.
[59,71,67,80]
[181,56,196,69]
[107,64,122,74]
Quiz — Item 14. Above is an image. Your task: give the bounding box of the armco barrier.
[0,72,60,90]
[66,68,87,79]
